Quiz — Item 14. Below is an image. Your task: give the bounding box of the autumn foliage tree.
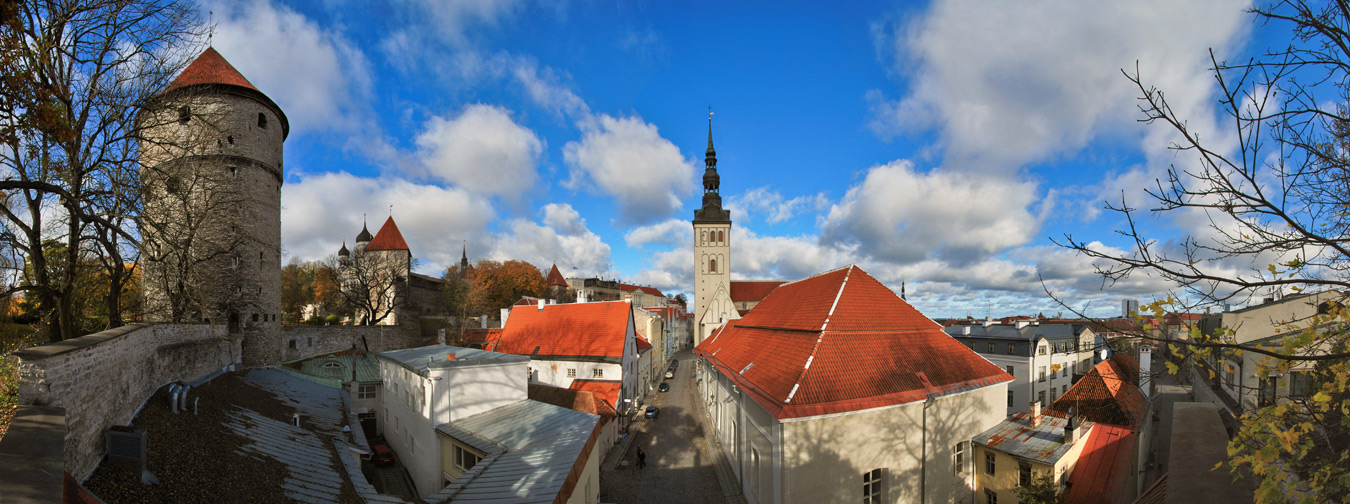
[444,260,546,320]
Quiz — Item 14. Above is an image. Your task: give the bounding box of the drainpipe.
[921,394,935,503]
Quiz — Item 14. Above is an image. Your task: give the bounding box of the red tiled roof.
[547,264,568,287]
[729,281,785,303]
[695,265,1013,419]
[620,283,664,298]
[496,301,631,359]
[635,334,653,351]
[462,328,503,350]
[569,379,621,410]
[1064,423,1137,504]
[528,383,616,419]
[1046,359,1149,427]
[514,296,546,306]
[365,216,410,251]
[163,47,258,94]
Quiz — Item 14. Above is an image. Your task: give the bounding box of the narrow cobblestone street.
[600,349,735,503]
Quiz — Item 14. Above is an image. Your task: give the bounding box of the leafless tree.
[0,0,203,340]
[326,251,406,326]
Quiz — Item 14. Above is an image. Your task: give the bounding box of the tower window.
[258,112,267,128]
[710,258,717,273]
[229,166,237,177]
[227,135,234,145]
[178,106,191,124]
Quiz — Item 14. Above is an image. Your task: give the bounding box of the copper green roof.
[280,351,381,388]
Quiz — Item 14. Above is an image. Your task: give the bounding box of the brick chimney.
[1030,401,1043,427]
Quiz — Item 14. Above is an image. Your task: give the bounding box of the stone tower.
[138,47,288,366]
[693,118,732,345]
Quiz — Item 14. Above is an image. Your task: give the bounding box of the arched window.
[258,112,267,128]
[718,230,724,243]
[701,230,707,244]
[710,258,717,273]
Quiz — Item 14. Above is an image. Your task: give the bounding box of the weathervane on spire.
[207,10,215,47]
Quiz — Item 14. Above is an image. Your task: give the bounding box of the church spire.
[694,110,729,223]
[706,113,717,165]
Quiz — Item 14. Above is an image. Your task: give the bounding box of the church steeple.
[694,113,730,223]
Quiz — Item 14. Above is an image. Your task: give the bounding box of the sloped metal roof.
[973,412,1092,466]
[379,344,529,374]
[281,350,382,387]
[429,400,599,503]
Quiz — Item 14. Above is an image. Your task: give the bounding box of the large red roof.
[163,47,258,94]
[1063,423,1136,504]
[547,264,568,287]
[365,216,410,251]
[496,301,632,359]
[528,383,616,419]
[695,265,1012,419]
[1046,358,1149,427]
[730,281,784,303]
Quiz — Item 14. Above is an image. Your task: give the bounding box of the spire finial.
[207,11,215,47]
[706,107,715,158]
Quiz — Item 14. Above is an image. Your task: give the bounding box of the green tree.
[1056,1,1350,500]
[1014,474,1065,504]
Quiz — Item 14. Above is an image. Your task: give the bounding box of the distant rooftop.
[431,400,599,503]
[973,412,1092,466]
[279,349,381,387]
[379,344,529,374]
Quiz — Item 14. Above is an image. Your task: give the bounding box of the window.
[1007,391,1014,408]
[358,383,377,399]
[1038,345,1047,356]
[862,468,883,504]
[985,452,996,475]
[751,448,761,498]
[1007,343,1015,355]
[593,368,604,378]
[1062,385,1067,395]
[252,313,259,322]
[232,256,240,268]
[1038,390,1046,405]
[307,337,313,347]
[953,442,966,475]
[985,489,997,504]
[288,339,296,349]
[1260,376,1278,407]
[1038,366,1046,382]
[1290,371,1312,398]
[454,445,481,471]
[710,258,717,273]
[1062,366,1068,378]
[985,343,995,353]
[567,368,577,378]
[258,112,267,128]
[178,106,191,124]
[229,166,238,178]
[1018,462,1032,487]
[1224,361,1237,387]
[1005,366,1014,377]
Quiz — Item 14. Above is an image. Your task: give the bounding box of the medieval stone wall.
[12,323,240,480]
[278,324,421,363]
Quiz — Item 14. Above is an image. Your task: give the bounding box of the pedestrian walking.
[637,447,647,469]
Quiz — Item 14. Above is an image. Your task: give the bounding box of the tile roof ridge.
[776,263,855,289]
[786,267,851,404]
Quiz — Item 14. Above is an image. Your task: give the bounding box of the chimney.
[961,326,971,335]
[577,289,588,304]
[480,315,487,329]
[436,328,446,345]
[625,295,632,304]
[1139,345,1153,397]
[983,317,995,327]
[500,307,510,325]
[1065,414,1079,444]
[1030,401,1043,427]
[549,298,556,305]
[1015,319,1030,329]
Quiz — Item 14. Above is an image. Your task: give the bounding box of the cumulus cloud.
[207,0,373,135]
[624,219,689,248]
[512,62,590,119]
[414,104,543,197]
[281,172,494,273]
[726,187,829,225]
[820,160,1046,265]
[490,203,613,276]
[563,114,697,222]
[870,0,1249,172]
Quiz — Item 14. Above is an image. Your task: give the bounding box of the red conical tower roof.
[366,216,410,251]
[547,264,568,287]
[163,47,258,94]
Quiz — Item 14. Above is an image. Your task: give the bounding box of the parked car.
[671,359,678,369]
[658,382,670,392]
[645,406,660,418]
[665,370,674,379]
[371,443,395,467]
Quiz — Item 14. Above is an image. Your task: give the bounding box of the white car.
[664,370,674,379]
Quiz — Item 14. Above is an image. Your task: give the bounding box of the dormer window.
[258,112,267,128]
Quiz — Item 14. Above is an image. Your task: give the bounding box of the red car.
[371,443,395,466]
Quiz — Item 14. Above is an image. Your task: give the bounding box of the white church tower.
[693,117,734,345]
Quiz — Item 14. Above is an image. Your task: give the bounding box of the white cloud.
[512,62,590,119]
[870,0,1249,172]
[207,0,373,135]
[281,172,495,273]
[490,203,613,277]
[820,160,1045,265]
[401,0,525,46]
[624,219,689,248]
[414,104,543,197]
[726,187,829,225]
[563,114,696,222]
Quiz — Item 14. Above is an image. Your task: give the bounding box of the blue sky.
[201,0,1269,318]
